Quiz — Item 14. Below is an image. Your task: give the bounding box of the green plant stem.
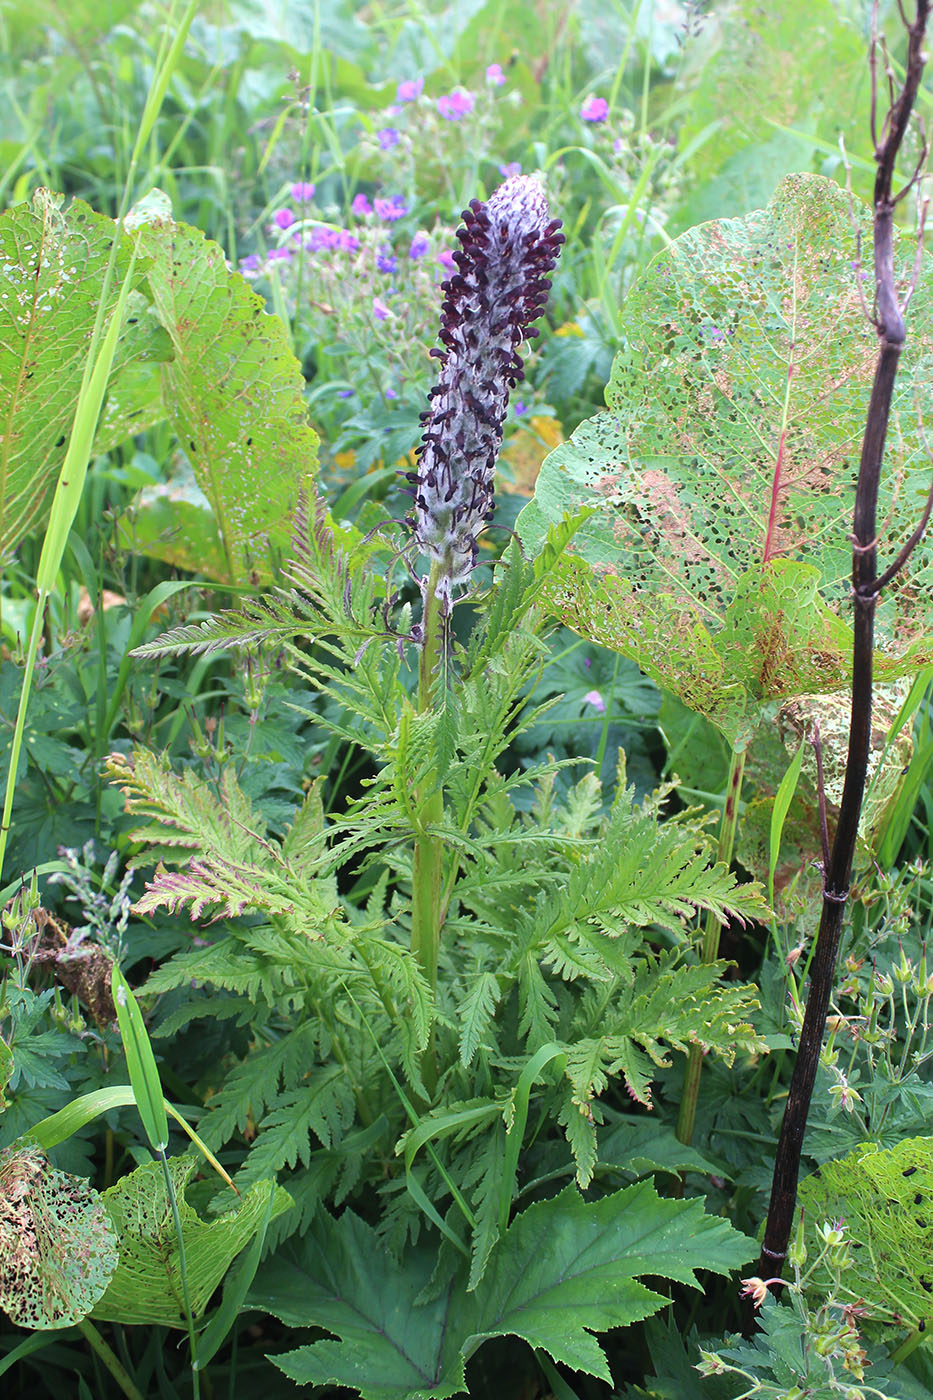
[890,1326,926,1365]
[676,743,747,1146]
[77,1319,146,1400]
[159,1149,200,1399]
[410,562,445,1093]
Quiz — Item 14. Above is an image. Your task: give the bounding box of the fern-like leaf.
[457,972,502,1068]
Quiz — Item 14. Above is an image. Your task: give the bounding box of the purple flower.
[305,226,341,251]
[337,229,361,251]
[374,195,407,222]
[498,161,522,178]
[338,389,355,398]
[376,247,398,274]
[583,690,606,712]
[351,193,373,218]
[290,182,315,202]
[408,175,563,612]
[485,63,506,86]
[373,297,391,321]
[397,77,424,102]
[377,127,401,149]
[409,231,430,259]
[437,248,456,270]
[267,246,292,262]
[274,208,296,230]
[437,90,475,121]
[580,95,609,123]
[514,400,528,416]
[239,253,262,273]
[385,387,398,399]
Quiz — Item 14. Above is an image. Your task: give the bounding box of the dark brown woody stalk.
[758,0,931,1283]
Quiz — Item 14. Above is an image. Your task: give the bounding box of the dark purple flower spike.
[408,175,563,615]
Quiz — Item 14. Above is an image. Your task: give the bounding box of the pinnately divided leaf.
[249,1183,755,1399]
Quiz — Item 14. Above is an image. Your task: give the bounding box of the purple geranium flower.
[239,253,262,274]
[338,389,355,398]
[290,182,315,202]
[498,161,522,178]
[583,690,606,712]
[304,226,342,252]
[274,207,296,230]
[374,195,407,222]
[373,297,391,321]
[409,231,430,259]
[378,127,401,149]
[385,387,398,399]
[437,248,456,271]
[267,246,292,262]
[376,248,398,274]
[351,193,373,218]
[485,63,505,86]
[397,77,424,102]
[338,230,361,251]
[437,90,475,121]
[580,95,609,123]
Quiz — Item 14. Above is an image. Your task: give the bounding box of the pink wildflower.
[437,90,475,121]
[580,95,609,123]
[397,77,424,102]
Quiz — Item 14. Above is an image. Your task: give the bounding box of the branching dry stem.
[757,0,932,1292]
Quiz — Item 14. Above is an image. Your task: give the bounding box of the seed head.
[408,175,563,613]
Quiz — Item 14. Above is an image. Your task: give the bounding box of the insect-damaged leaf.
[799,1137,933,1332]
[0,1143,118,1329]
[91,1154,291,1326]
[519,174,933,747]
[126,212,319,585]
[0,190,165,561]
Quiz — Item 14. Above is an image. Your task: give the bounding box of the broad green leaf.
[519,174,933,747]
[798,1137,933,1331]
[251,1183,755,1398]
[251,1209,469,1400]
[0,191,163,559]
[675,0,870,230]
[738,680,914,903]
[128,212,319,584]
[118,460,230,586]
[0,1143,118,1329]
[92,1154,291,1326]
[94,359,167,454]
[596,1117,727,1181]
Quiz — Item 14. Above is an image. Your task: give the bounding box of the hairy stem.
[676,744,746,1146]
[758,0,930,1281]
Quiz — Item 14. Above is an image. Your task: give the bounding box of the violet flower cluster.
[408,175,563,613]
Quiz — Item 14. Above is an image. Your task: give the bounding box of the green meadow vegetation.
[4,0,933,1396]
